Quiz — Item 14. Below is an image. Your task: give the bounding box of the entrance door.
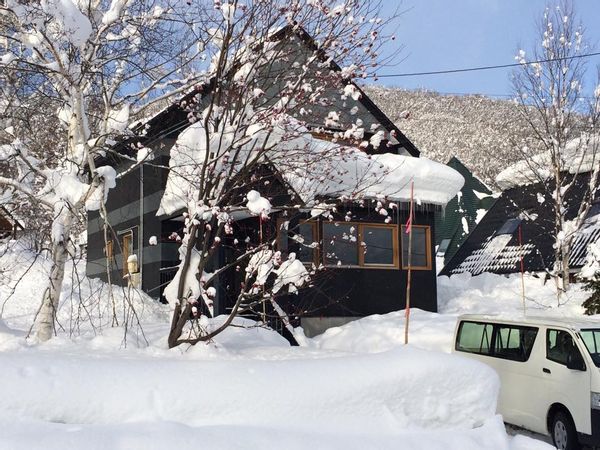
[544,328,591,435]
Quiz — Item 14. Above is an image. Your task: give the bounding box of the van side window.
[547,329,583,366]
[494,325,538,362]
[456,321,493,355]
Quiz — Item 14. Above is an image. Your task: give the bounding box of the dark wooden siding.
[441,172,598,276]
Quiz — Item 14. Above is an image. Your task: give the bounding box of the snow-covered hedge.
[0,346,498,432]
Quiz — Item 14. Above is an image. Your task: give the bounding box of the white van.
[453,315,600,450]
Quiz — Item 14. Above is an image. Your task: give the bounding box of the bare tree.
[152,1,405,347]
[0,0,208,340]
[509,0,600,295]
[0,0,405,343]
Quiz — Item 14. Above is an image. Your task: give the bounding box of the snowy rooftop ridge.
[158,119,464,216]
[280,147,464,207]
[495,134,600,190]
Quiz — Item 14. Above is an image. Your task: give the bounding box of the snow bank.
[314,271,593,357]
[0,240,169,336]
[313,309,457,354]
[0,241,555,449]
[0,416,535,450]
[0,346,498,432]
[438,271,589,316]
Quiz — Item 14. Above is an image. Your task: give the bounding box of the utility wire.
[371,51,600,78]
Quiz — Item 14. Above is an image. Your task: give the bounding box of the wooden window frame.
[359,223,399,269]
[277,218,320,266]
[401,224,432,271]
[322,221,399,270]
[298,220,320,266]
[119,229,135,276]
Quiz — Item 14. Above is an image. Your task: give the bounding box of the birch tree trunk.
[34,204,74,341]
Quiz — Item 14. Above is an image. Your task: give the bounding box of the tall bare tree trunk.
[34,203,73,341]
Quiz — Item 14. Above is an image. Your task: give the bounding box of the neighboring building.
[440,172,600,278]
[434,157,495,267]
[86,26,464,338]
[0,206,23,240]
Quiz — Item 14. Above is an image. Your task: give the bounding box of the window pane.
[497,218,521,235]
[494,325,538,362]
[402,227,429,268]
[456,321,493,355]
[547,329,581,366]
[323,223,358,266]
[580,330,600,368]
[296,222,316,264]
[363,226,394,265]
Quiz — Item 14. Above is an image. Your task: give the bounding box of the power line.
[371,51,600,78]
[371,89,597,100]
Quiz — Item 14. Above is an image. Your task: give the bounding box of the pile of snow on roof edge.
[495,134,600,190]
[158,118,464,216]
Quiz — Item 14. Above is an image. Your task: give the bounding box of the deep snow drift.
[0,240,560,449]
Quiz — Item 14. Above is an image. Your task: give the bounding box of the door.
[543,328,591,435]
[492,323,544,433]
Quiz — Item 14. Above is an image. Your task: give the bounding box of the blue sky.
[372,0,600,97]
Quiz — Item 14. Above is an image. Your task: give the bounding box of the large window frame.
[401,224,432,271]
[546,328,586,369]
[118,228,137,276]
[455,320,539,362]
[322,221,399,269]
[288,220,320,266]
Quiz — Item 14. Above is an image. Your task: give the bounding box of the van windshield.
[580,329,600,367]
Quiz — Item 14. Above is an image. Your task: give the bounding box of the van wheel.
[551,411,580,450]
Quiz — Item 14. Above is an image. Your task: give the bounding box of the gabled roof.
[104,25,419,165]
[440,171,600,277]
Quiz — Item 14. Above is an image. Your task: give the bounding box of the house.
[86,26,464,337]
[440,159,600,278]
[0,206,23,240]
[434,157,495,267]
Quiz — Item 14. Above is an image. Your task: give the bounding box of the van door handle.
[543,368,551,374]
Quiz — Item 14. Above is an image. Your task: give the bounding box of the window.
[436,238,451,257]
[295,221,318,265]
[580,329,600,368]
[282,220,319,265]
[121,230,134,275]
[401,225,431,270]
[323,222,359,266]
[456,321,493,355]
[547,329,584,368]
[497,218,521,235]
[494,325,538,362]
[322,222,399,268]
[362,225,397,266]
[456,321,538,361]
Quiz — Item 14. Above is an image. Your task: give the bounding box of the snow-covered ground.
[2,240,589,449]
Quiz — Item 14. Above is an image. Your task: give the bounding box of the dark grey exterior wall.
[86,151,170,296]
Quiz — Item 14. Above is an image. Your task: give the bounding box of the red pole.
[519,224,526,315]
[404,181,414,345]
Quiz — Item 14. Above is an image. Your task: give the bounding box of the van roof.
[457,314,600,332]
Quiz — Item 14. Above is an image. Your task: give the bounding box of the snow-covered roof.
[157,121,464,216]
[496,134,600,190]
[570,210,600,268]
[280,142,464,206]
